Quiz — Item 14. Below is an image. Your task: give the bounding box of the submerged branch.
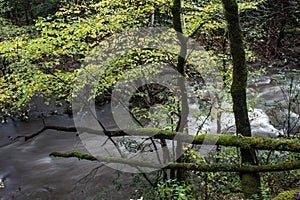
[50,151,161,168]
[15,125,77,141]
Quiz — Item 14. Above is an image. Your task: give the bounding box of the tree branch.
[49,151,300,173]
[20,125,300,152]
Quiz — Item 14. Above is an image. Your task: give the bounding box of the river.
[0,73,298,199]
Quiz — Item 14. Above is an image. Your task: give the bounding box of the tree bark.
[221,0,261,198]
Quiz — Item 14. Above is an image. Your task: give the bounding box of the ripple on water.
[33,157,53,165]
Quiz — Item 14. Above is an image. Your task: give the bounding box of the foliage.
[183,147,242,199]
[129,176,196,200]
[272,189,300,200]
[240,0,300,58]
[0,0,265,121]
[0,0,172,121]
[155,178,196,200]
[125,147,299,200]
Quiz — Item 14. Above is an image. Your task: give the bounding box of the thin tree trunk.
[221,0,262,198]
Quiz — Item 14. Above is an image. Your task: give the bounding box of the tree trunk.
[221,0,262,198]
[172,0,189,182]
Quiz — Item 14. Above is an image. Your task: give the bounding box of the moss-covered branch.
[167,160,300,173]
[49,151,162,168]
[49,151,300,172]
[155,130,300,152]
[25,125,300,152]
[50,151,97,161]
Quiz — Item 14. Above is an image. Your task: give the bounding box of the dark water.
[0,105,135,200]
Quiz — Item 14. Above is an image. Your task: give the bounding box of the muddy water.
[0,74,297,200]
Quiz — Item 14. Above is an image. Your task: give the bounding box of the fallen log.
[22,125,300,152]
[50,151,300,173]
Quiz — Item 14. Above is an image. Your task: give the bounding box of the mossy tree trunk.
[172,0,189,182]
[221,0,262,198]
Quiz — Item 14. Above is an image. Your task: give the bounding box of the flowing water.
[0,105,135,200]
[0,73,298,200]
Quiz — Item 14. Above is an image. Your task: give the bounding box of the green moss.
[272,189,300,200]
[50,151,97,161]
[241,173,261,198]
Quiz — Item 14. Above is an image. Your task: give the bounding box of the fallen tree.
[19,125,300,152]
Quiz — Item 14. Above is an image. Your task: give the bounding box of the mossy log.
[24,125,300,152]
[50,151,300,173]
